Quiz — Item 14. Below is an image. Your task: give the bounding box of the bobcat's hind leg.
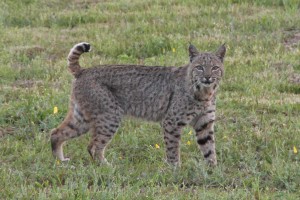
[87,112,122,165]
[51,106,90,161]
[82,86,123,165]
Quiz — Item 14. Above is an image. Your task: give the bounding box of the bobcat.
[50,42,226,166]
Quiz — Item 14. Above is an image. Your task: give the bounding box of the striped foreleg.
[193,110,217,166]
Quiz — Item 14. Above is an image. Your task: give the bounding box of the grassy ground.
[0,0,300,199]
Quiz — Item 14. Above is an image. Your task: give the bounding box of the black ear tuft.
[188,43,199,63]
[216,43,226,63]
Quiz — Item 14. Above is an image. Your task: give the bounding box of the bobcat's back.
[74,64,188,121]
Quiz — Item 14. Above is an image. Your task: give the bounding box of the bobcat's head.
[188,44,226,93]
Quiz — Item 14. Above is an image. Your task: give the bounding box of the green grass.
[1,0,300,199]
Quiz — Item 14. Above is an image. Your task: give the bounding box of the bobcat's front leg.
[162,119,182,167]
[193,111,217,166]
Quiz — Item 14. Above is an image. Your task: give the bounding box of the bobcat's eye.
[212,66,219,71]
[196,65,204,72]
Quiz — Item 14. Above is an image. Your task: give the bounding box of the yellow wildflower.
[293,146,298,154]
[53,106,58,114]
[56,159,60,165]
[155,144,160,149]
[188,130,193,135]
[172,48,176,53]
[186,141,191,146]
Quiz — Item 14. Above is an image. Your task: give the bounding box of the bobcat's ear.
[215,44,226,63]
[188,43,199,63]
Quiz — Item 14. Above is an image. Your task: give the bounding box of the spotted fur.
[50,42,226,166]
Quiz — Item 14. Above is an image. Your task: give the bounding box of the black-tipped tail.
[77,42,91,53]
[67,42,91,77]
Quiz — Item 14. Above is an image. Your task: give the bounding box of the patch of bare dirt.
[270,62,300,86]
[0,127,15,138]
[10,46,45,60]
[284,30,300,50]
[13,80,44,88]
[271,62,293,71]
[73,0,102,8]
[259,95,300,104]
[289,73,300,84]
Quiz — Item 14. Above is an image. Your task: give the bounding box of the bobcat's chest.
[182,99,212,123]
[194,86,216,102]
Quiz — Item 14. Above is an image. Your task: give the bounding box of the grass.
[0,0,300,199]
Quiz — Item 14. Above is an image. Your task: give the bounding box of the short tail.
[67,42,91,77]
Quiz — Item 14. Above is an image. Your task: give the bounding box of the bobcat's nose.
[202,77,214,85]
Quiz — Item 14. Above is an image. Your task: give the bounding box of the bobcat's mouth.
[201,80,215,87]
[195,81,214,90]
[202,80,213,84]
[194,77,217,90]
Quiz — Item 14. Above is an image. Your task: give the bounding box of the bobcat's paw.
[165,159,181,169]
[61,157,70,162]
[207,158,217,167]
[101,158,112,166]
